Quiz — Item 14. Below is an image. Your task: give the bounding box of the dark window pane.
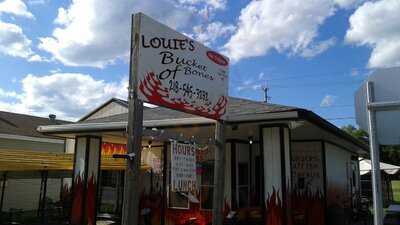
[238,163,249,185]
[101,171,116,187]
[200,186,214,209]
[201,161,214,185]
[238,186,249,208]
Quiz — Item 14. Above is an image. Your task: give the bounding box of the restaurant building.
[37,97,368,225]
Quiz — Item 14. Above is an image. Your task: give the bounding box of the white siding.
[85,102,128,121]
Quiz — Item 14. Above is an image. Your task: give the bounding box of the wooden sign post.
[122,13,143,225]
[212,121,226,225]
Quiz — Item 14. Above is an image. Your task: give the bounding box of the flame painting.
[266,189,284,225]
[139,71,227,120]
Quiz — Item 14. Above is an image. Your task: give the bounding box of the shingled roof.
[0,111,70,139]
[81,97,299,123]
[37,97,368,152]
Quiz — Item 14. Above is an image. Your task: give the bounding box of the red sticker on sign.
[207,51,229,66]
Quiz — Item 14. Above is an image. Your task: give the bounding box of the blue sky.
[0,0,399,127]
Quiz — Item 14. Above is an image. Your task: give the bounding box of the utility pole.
[122,13,144,225]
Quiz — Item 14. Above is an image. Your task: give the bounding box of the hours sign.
[136,13,229,120]
[170,141,197,193]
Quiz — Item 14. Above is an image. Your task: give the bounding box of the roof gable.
[79,98,128,121]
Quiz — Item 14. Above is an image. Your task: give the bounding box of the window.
[252,155,263,206]
[101,171,117,187]
[235,143,250,208]
[238,162,249,208]
[200,161,214,210]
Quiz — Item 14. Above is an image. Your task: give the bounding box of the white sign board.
[355,67,400,145]
[136,13,229,120]
[170,141,197,193]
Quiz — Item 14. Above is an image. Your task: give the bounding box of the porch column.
[224,142,232,209]
[0,172,7,224]
[261,126,291,225]
[71,136,102,225]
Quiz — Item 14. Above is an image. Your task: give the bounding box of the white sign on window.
[136,13,229,120]
[171,141,197,193]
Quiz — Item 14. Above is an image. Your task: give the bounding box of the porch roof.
[36,97,369,153]
[0,149,150,172]
[37,97,300,133]
[81,97,299,123]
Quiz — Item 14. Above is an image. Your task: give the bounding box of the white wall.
[325,142,356,225]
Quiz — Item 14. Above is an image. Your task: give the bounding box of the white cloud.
[258,72,265,80]
[301,37,336,58]
[320,94,336,107]
[178,0,227,10]
[223,0,337,62]
[237,83,262,92]
[0,88,18,98]
[28,54,50,62]
[27,0,47,5]
[0,0,34,18]
[0,73,128,121]
[346,0,400,68]
[333,0,365,9]
[179,0,227,19]
[39,0,196,68]
[0,21,34,58]
[49,68,61,74]
[193,21,235,46]
[236,76,267,92]
[0,21,46,61]
[0,1,41,61]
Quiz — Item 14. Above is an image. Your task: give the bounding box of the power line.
[267,80,362,88]
[311,104,355,109]
[258,69,369,82]
[325,116,356,121]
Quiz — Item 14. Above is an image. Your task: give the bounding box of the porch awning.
[0,149,150,172]
[359,158,400,175]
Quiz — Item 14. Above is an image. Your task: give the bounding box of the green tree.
[341,125,400,165]
[341,125,368,142]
